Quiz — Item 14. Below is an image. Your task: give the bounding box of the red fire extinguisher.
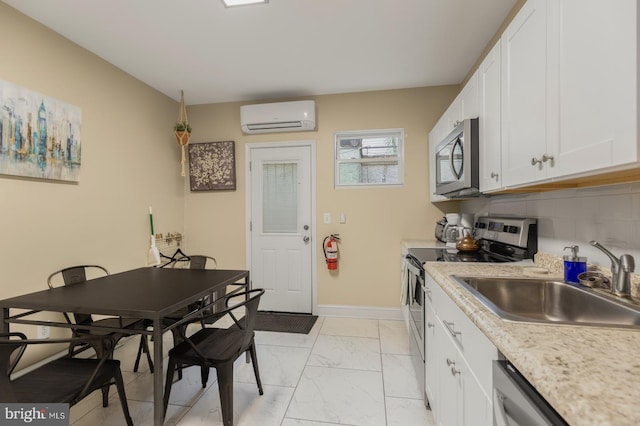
[323,234,340,270]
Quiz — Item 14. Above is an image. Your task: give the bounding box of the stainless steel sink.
[453,276,640,329]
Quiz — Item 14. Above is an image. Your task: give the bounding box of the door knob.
[303,236,310,243]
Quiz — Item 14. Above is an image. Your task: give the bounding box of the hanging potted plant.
[174,91,191,176]
[174,121,191,145]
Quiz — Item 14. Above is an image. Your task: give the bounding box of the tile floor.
[70,316,435,425]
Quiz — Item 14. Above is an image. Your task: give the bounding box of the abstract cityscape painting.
[0,79,82,182]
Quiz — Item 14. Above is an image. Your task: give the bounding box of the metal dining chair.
[163,289,265,426]
[47,265,154,398]
[0,332,134,425]
[134,255,223,375]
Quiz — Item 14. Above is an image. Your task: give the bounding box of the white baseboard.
[316,304,404,320]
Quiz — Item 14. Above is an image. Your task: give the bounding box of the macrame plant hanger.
[175,90,190,176]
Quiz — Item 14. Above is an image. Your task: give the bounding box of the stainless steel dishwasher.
[493,360,568,426]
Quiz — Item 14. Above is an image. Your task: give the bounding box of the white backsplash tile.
[461,182,640,268]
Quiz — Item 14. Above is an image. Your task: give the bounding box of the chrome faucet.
[590,240,635,298]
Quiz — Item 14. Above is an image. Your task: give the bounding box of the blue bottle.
[563,245,587,284]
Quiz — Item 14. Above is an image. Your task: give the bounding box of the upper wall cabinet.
[479,42,502,192]
[501,0,638,188]
[547,0,637,180]
[501,0,550,187]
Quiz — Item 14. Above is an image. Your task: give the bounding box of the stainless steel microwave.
[435,118,479,197]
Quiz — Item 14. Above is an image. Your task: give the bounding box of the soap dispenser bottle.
[563,245,587,284]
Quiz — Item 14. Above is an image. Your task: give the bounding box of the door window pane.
[263,162,298,233]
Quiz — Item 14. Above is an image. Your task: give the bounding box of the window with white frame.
[334,129,404,187]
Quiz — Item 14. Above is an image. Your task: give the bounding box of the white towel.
[400,259,414,305]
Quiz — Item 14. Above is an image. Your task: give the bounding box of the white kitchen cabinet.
[424,287,438,411]
[434,317,461,426]
[426,274,496,426]
[478,41,502,192]
[501,0,639,188]
[500,0,551,187]
[458,71,479,122]
[546,0,638,179]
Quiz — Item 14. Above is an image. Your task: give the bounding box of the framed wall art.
[0,79,82,182]
[188,141,236,191]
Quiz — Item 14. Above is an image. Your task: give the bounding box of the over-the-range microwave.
[434,118,480,198]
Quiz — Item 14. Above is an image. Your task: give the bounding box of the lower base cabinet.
[425,274,495,426]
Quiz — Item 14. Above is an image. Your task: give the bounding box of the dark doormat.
[254,311,318,334]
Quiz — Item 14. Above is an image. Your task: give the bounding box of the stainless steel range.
[404,216,537,408]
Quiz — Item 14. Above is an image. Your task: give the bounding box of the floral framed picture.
[188,141,236,191]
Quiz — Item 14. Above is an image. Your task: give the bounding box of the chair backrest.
[228,289,264,351]
[47,265,109,326]
[168,254,217,270]
[0,333,115,404]
[188,255,217,270]
[209,289,264,351]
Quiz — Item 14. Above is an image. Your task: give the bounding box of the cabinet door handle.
[532,154,554,166]
[443,320,461,337]
[427,322,435,329]
[446,358,455,366]
[490,172,499,179]
[451,366,461,376]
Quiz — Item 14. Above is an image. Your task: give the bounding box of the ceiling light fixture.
[222,0,268,7]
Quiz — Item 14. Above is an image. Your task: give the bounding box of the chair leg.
[134,335,154,373]
[200,366,210,388]
[133,337,143,372]
[113,368,134,426]
[248,343,264,395]
[142,335,154,373]
[163,357,178,417]
[216,361,235,426]
[171,328,185,380]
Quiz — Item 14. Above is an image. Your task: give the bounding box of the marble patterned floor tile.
[281,419,341,426]
[385,396,434,426]
[234,343,311,387]
[320,317,379,338]
[174,383,294,426]
[379,320,411,355]
[72,399,184,426]
[307,335,381,371]
[381,353,423,399]
[287,365,386,426]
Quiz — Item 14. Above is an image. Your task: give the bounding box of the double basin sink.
[453,276,640,329]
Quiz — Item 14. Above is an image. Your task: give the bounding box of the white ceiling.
[3,0,517,105]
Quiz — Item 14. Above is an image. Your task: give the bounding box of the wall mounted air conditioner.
[240,100,316,134]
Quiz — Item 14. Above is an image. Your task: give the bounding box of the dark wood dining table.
[0,266,250,425]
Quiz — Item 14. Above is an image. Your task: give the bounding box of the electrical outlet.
[37,325,50,339]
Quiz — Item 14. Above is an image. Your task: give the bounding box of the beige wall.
[185,87,460,310]
[0,3,184,351]
[0,2,462,365]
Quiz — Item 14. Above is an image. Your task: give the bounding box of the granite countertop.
[424,259,640,426]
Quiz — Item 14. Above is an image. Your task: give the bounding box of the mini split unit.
[240,100,316,134]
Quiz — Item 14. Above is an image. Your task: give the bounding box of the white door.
[248,144,314,313]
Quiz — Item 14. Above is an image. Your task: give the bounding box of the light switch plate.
[339,213,346,224]
[323,213,331,224]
